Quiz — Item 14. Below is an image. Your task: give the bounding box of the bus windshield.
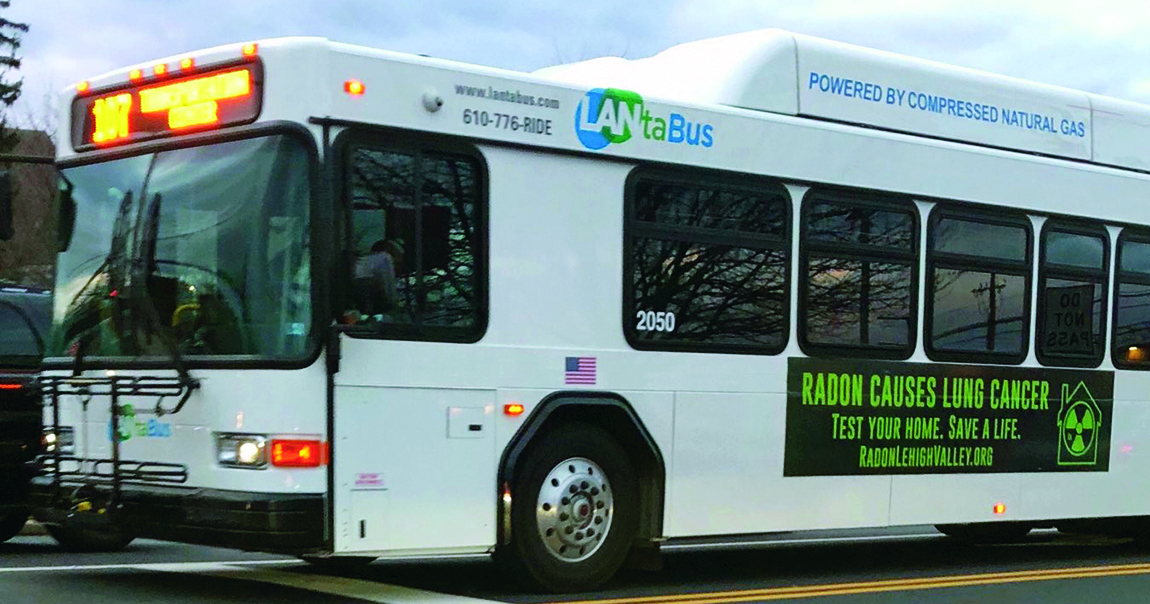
[50,134,313,361]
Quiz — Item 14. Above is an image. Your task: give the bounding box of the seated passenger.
[353,239,403,318]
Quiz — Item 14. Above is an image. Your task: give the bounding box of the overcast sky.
[7,0,1150,134]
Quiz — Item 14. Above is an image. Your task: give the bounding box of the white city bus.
[33,29,1150,590]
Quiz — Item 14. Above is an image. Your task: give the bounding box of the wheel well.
[498,393,665,547]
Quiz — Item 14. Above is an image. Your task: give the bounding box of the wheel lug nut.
[569,485,578,494]
[565,526,574,535]
[561,497,570,505]
[560,513,568,521]
[594,516,603,525]
[596,501,605,509]
[591,487,599,495]
[575,531,584,540]
[587,528,594,536]
[580,481,589,489]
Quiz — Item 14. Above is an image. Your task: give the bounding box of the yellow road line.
[549,562,1150,604]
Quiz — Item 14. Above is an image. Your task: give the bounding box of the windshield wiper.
[133,191,198,413]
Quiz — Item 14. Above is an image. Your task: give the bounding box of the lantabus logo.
[575,87,714,150]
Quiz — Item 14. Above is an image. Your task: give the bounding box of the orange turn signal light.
[180,57,195,71]
[503,403,525,417]
[344,79,365,96]
[270,439,324,467]
[242,43,258,57]
[129,69,143,81]
[76,80,90,93]
[993,502,1006,515]
[153,63,168,76]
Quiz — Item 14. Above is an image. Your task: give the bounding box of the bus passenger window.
[345,144,486,342]
[800,191,917,358]
[1113,233,1150,367]
[1037,225,1107,367]
[927,211,1031,363]
[625,171,789,354]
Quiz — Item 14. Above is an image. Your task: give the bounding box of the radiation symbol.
[1061,401,1096,457]
[1057,382,1103,466]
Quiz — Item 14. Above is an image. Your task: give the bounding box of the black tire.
[500,422,638,593]
[0,511,27,543]
[935,522,1032,543]
[46,524,135,552]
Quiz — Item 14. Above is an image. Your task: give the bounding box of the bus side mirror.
[57,178,75,252]
[0,171,13,241]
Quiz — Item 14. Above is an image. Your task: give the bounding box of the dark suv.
[0,284,50,542]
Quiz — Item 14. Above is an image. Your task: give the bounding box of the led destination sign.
[71,62,262,149]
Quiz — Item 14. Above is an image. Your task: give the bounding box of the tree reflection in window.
[627,175,789,353]
[347,146,484,341]
[801,195,917,355]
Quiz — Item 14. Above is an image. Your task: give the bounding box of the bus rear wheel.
[935,522,1032,543]
[46,524,135,552]
[501,422,638,592]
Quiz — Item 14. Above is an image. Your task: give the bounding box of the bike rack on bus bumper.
[37,375,199,525]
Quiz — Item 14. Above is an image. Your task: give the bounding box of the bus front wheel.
[502,422,638,592]
[46,524,135,552]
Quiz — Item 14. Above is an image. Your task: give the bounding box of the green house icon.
[1057,382,1102,466]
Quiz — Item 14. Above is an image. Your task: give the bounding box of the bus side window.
[1037,224,1107,367]
[926,209,1031,364]
[1113,232,1150,367]
[799,190,918,358]
[345,143,486,342]
[625,169,790,355]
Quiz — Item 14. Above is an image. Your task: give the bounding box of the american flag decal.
[565,356,597,385]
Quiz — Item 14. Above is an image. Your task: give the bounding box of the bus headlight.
[42,427,74,455]
[216,433,268,469]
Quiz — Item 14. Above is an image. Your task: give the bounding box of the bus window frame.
[1110,228,1150,370]
[924,205,1033,365]
[1036,220,1109,368]
[797,187,920,360]
[622,165,792,356]
[330,126,489,344]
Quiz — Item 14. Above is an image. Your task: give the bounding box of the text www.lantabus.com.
[453,84,560,109]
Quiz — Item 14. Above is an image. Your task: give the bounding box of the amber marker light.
[270,439,324,468]
[153,63,168,76]
[993,502,1007,515]
[129,69,143,81]
[242,43,258,57]
[76,80,90,94]
[179,57,195,71]
[503,403,525,417]
[344,79,365,96]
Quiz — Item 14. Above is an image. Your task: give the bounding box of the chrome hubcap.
[535,457,612,562]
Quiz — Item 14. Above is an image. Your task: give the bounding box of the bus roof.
[536,29,1150,172]
[62,30,1150,173]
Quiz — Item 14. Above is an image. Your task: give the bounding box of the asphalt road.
[5,526,1150,603]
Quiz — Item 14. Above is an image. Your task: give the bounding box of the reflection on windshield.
[51,135,312,360]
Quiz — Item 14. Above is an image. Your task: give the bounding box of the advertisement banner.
[784,358,1114,476]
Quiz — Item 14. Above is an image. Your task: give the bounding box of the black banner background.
[784,358,1114,476]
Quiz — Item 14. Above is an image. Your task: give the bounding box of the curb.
[19,519,46,537]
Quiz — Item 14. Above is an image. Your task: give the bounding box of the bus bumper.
[30,480,326,553]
